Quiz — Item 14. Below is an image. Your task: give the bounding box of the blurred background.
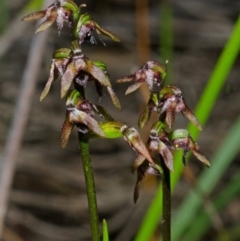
[0,0,240,240]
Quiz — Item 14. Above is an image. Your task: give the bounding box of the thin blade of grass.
[172,113,240,240]
[103,219,109,241]
[182,172,240,241]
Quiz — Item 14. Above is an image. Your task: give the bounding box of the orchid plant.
[22,1,210,241]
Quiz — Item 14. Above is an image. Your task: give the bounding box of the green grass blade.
[182,171,240,241]
[134,185,163,241]
[172,113,240,240]
[103,219,109,241]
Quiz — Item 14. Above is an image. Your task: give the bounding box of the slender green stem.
[79,134,100,241]
[160,155,171,241]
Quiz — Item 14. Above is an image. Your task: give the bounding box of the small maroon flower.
[21,0,81,34]
[74,12,120,45]
[61,90,106,148]
[147,121,174,171]
[116,61,167,95]
[138,86,202,130]
[170,129,210,167]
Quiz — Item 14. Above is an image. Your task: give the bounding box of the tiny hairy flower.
[40,41,119,103]
[40,48,72,101]
[121,125,153,165]
[116,61,167,95]
[61,41,112,98]
[120,125,161,173]
[170,129,210,167]
[90,61,121,110]
[61,90,106,148]
[148,121,174,171]
[21,0,81,34]
[74,12,120,45]
[139,86,202,130]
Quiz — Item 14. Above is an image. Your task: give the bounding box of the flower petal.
[21,10,46,21]
[159,142,174,172]
[138,105,151,128]
[94,21,120,42]
[182,104,202,131]
[94,105,115,121]
[122,126,154,166]
[192,149,210,167]
[35,9,58,33]
[107,87,122,110]
[84,59,111,87]
[61,114,74,148]
[61,61,79,98]
[132,154,146,173]
[125,82,143,95]
[165,108,175,129]
[116,75,134,83]
[40,60,57,101]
